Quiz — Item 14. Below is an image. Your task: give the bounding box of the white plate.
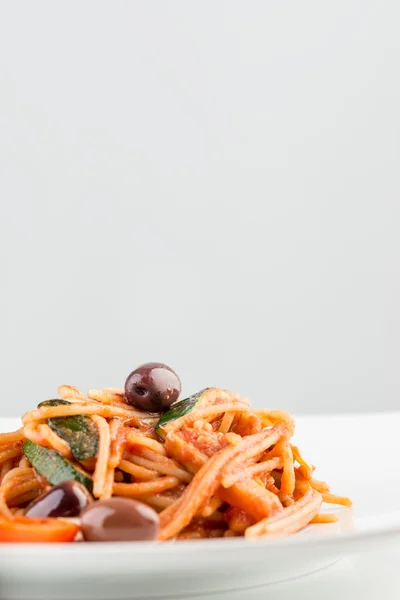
[0,413,399,600]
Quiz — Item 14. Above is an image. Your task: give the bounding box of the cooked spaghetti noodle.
[0,385,351,541]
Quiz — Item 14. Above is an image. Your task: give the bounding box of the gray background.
[0,1,399,417]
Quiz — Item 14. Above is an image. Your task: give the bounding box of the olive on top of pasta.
[81,497,160,542]
[0,376,352,544]
[26,481,92,519]
[124,362,181,412]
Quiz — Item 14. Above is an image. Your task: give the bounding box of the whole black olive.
[124,362,181,412]
[81,497,160,542]
[26,481,92,519]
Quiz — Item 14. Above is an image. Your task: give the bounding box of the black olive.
[81,497,160,542]
[124,362,181,412]
[26,481,92,519]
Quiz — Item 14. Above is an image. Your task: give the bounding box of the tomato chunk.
[0,516,79,543]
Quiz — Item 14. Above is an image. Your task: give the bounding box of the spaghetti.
[0,384,351,541]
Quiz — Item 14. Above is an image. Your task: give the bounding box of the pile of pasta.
[0,386,351,540]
